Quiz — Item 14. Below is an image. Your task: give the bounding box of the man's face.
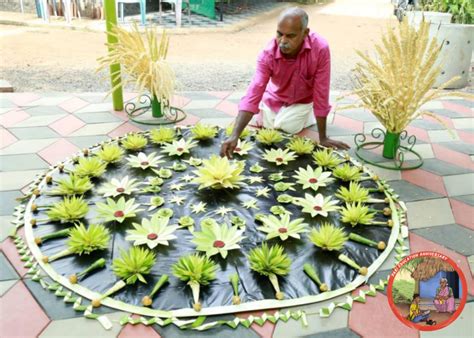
[276,17,308,57]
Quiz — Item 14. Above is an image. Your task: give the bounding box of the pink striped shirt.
[239,31,332,118]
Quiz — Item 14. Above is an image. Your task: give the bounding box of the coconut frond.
[190,123,218,140]
[287,136,315,154]
[192,155,245,190]
[121,133,148,151]
[127,152,164,170]
[225,124,251,139]
[126,214,178,249]
[49,174,93,196]
[161,138,198,157]
[74,157,107,178]
[96,144,124,164]
[257,214,308,241]
[68,223,110,255]
[256,128,283,145]
[336,182,370,203]
[150,127,176,144]
[248,243,291,277]
[96,197,143,223]
[312,148,344,168]
[340,202,376,226]
[293,165,334,191]
[192,222,245,259]
[263,148,296,166]
[332,164,362,182]
[292,193,340,218]
[172,253,217,285]
[47,196,89,222]
[112,246,156,284]
[308,223,348,251]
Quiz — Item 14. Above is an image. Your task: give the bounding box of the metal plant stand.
[124,94,186,126]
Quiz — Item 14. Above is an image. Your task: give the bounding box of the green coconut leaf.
[98,176,140,197]
[192,155,245,190]
[257,214,308,241]
[121,133,148,151]
[127,152,164,170]
[312,148,344,168]
[340,202,376,226]
[74,157,107,178]
[68,223,110,254]
[126,214,178,249]
[248,243,291,277]
[287,136,315,154]
[47,196,89,223]
[308,222,348,251]
[191,123,218,140]
[161,138,198,157]
[96,196,143,223]
[293,165,334,191]
[256,128,283,145]
[96,144,124,163]
[150,127,176,144]
[172,253,217,285]
[332,163,362,182]
[263,148,296,166]
[292,193,340,218]
[48,174,93,196]
[335,182,370,203]
[112,246,156,284]
[192,222,245,259]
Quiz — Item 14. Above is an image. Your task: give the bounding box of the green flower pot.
[151,96,163,118]
[382,132,400,159]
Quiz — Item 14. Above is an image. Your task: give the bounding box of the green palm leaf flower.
[170,183,184,191]
[178,215,195,231]
[172,253,217,311]
[150,127,176,144]
[141,177,164,193]
[287,136,315,154]
[191,123,218,140]
[249,163,265,173]
[192,222,245,259]
[161,138,198,157]
[293,165,334,191]
[340,202,376,227]
[126,214,178,249]
[308,222,348,251]
[312,148,344,168]
[192,155,245,190]
[256,187,271,198]
[274,182,296,192]
[257,214,308,241]
[191,202,207,214]
[112,246,156,284]
[242,199,259,210]
[270,205,292,216]
[121,132,148,151]
[98,176,140,198]
[233,139,254,156]
[256,128,283,145]
[127,152,164,170]
[277,194,294,203]
[145,196,165,211]
[268,172,287,181]
[96,144,124,164]
[46,196,89,223]
[248,243,291,300]
[215,206,234,216]
[96,197,143,223]
[47,174,93,196]
[183,157,202,167]
[336,182,370,203]
[263,148,296,166]
[157,208,174,218]
[226,125,251,139]
[169,195,186,205]
[42,223,110,263]
[180,174,195,183]
[155,167,173,179]
[73,157,107,178]
[230,215,246,228]
[332,163,362,182]
[247,175,264,184]
[293,193,340,218]
[171,162,187,172]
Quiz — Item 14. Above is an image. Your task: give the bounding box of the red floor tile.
[449,198,474,231]
[0,281,50,337]
[177,113,200,127]
[236,309,277,338]
[48,114,86,136]
[7,93,41,106]
[171,95,192,109]
[432,144,474,171]
[457,130,474,145]
[401,168,447,196]
[108,122,141,138]
[215,100,239,117]
[38,139,80,165]
[118,315,162,337]
[409,233,474,295]
[0,110,30,128]
[349,292,419,338]
[0,128,18,149]
[0,231,29,277]
[207,91,231,99]
[443,101,473,117]
[58,97,90,113]
[333,114,364,133]
[422,114,454,129]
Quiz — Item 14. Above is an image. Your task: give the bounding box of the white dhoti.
[250,102,316,134]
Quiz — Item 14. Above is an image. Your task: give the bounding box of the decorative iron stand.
[125,94,186,125]
[354,128,423,170]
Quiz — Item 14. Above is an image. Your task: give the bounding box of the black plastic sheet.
[31,128,392,310]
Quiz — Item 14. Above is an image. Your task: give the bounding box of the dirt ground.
[0,2,396,92]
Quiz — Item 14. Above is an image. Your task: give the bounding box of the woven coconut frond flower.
[225,124,251,139]
[263,148,296,166]
[308,222,348,251]
[98,176,140,197]
[161,138,198,157]
[96,144,124,164]
[340,202,376,226]
[248,243,291,300]
[126,214,178,249]
[46,196,89,223]
[293,165,334,191]
[257,214,309,241]
[192,222,245,259]
[96,197,143,223]
[42,223,110,263]
[97,24,175,106]
[190,123,218,140]
[74,157,107,178]
[332,163,362,182]
[256,128,284,145]
[293,193,340,218]
[48,174,93,196]
[192,155,245,190]
[121,133,148,151]
[112,246,156,284]
[344,19,473,133]
[127,151,164,170]
[312,148,344,168]
[150,127,176,144]
[233,139,254,156]
[287,136,315,154]
[336,182,370,203]
[172,253,217,311]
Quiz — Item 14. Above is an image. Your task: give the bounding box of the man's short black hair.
[413,293,420,299]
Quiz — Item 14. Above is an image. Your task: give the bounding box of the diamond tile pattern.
[0,92,472,337]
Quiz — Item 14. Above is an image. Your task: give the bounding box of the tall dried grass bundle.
[97,23,175,106]
[345,19,472,133]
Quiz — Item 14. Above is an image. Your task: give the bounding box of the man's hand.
[319,137,350,150]
[220,136,239,159]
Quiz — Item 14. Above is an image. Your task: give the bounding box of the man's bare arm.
[220,111,254,159]
[316,117,350,150]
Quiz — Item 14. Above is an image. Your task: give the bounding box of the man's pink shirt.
[239,31,332,118]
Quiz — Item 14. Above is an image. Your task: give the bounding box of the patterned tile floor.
[0,91,473,337]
